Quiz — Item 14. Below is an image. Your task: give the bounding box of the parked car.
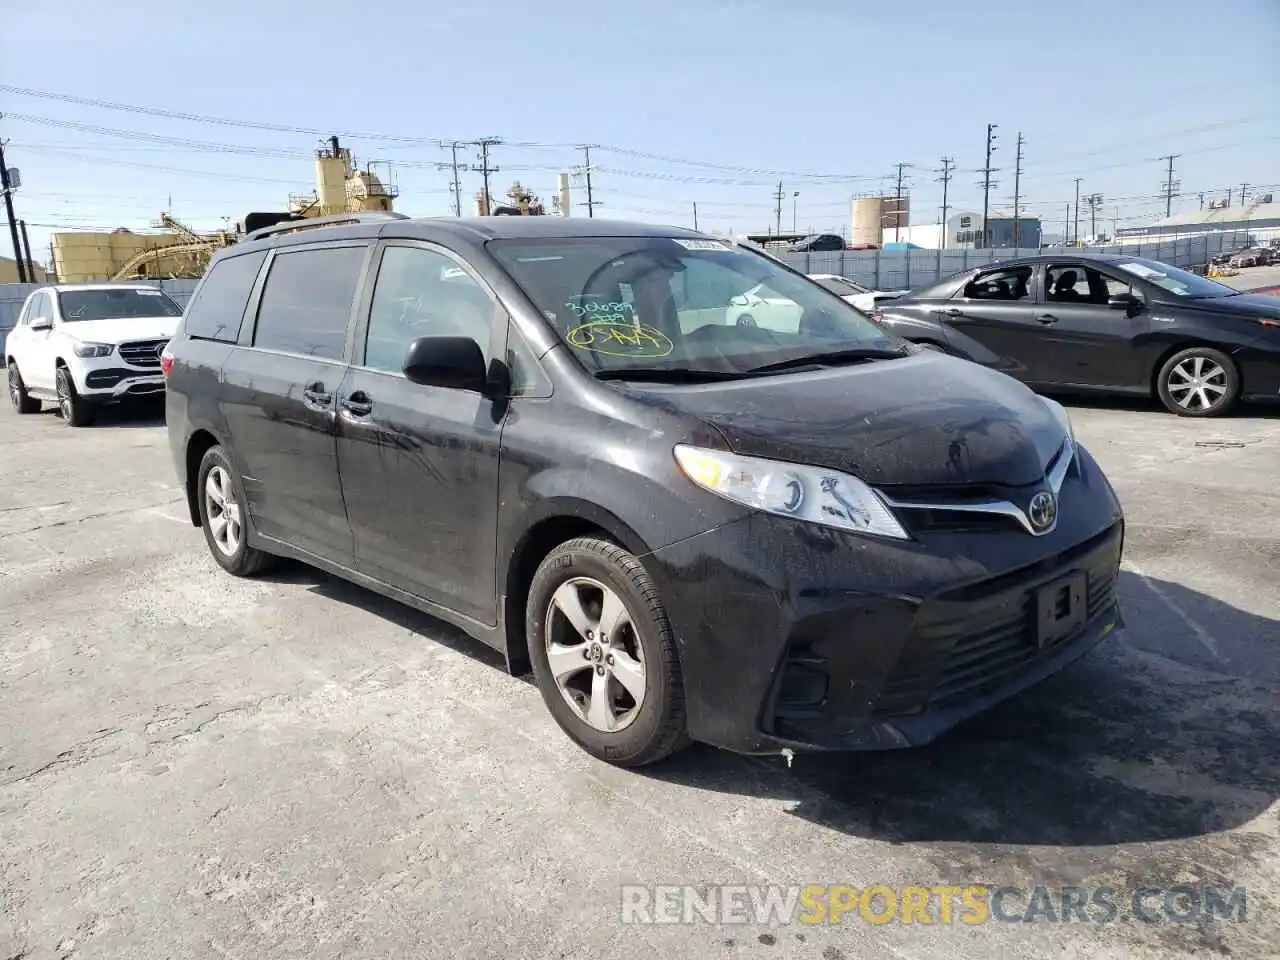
[1229,248,1270,268]
[787,233,845,252]
[875,253,1280,417]
[164,213,1125,768]
[5,283,185,425]
[807,273,910,314]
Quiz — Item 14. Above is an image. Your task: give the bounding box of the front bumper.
[80,366,167,398]
[647,443,1124,755]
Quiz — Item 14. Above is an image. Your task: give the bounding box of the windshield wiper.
[593,367,748,382]
[743,346,909,375]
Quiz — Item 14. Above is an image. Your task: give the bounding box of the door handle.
[302,382,332,408]
[944,308,963,318]
[1036,313,1059,325]
[340,392,373,418]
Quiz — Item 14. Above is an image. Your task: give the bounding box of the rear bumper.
[647,443,1125,755]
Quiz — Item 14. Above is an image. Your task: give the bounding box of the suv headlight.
[71,341,114,358]
[673,444,909,540]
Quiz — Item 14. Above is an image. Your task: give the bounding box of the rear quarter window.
[183,251,267,342]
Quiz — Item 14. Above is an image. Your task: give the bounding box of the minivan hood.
[629,353,1066,487]
[60,315,180,343]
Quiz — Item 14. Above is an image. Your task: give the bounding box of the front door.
[22,291,58,391]
[220,242,370,561]
[1035,263,1151,389]
[335,241,506,624]
[941,264,1049,379]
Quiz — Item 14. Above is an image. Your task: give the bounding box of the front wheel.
[8,363,41,414]
[56,367,96,427]
[527,537,689,767]
[1156,347,1240,417]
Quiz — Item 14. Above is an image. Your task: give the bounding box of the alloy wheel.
[544,576,646,733]
[204,465,243,556]
[8,366,20,410]
[1166,355,1228,413]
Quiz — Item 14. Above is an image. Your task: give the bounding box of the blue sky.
[3,0,1278,259]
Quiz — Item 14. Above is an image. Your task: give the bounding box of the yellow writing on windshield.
[567,320,674,358]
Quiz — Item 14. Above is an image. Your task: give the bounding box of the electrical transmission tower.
[978,124,1000,249]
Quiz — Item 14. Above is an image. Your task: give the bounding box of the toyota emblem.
[1028,491,1058,533]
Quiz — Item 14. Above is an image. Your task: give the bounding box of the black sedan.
[875,253,1280,416]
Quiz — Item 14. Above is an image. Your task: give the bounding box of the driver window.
[364,246,494,374]
[1046,265,1121,305]
[963,266,1032,301]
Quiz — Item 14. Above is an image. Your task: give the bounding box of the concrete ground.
[0,393,1277,960]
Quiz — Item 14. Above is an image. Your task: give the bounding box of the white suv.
[5,283,185,426]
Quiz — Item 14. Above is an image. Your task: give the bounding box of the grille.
[118,339,168,368]
[872,524,1122,718]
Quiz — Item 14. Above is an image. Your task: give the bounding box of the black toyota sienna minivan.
[164,213,1125,767]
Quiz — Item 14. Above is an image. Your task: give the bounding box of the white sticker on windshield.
[673,238,732,252]
[136,289,164,295]
[1117,263,1163,279]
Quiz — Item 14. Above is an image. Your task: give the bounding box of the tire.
[527,536,689,767]
[55,366,96,427]
[7,363,41,414]
[1156,347,1240,417]
[196,445,277,577]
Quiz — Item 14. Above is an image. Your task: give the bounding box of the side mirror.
[1108,293,1140,312]
[30,315,53,331]
[402,336,489,392]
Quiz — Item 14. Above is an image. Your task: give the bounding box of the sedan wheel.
[1156,347,1240,417]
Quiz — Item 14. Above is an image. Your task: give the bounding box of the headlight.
[673,444,909,540]
[72,341,114,358]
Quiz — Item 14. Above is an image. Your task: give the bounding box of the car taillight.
[160,348,174,377]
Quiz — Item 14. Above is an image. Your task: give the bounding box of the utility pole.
[1072,178,1082,246]
[891,163,913,243]
[1012,132,1025,247]
[936,157,956,249]
[580,145,598,218]
[692,202,698,231]
[1240,183,1249,208]
[442,141,463,216]
[979,124,999,249]
[1159,154,1180,217]
[792,191,799,233]
[0,138,28,283]
[1199,192,1205,211]
[1064,203,1070,248]
[19,219,35,280]
[1084,193,1103,243]
[470,137,502,215]
[773,181,784,236]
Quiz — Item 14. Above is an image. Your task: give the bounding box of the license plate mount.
[1034,571,1088,649]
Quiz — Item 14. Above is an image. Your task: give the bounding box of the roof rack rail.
[244,211,410,242]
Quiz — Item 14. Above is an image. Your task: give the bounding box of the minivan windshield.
[1114,259,1239,299]
[56,287,184,321]
[487,235,901,377]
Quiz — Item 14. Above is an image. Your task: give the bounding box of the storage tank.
[850,197,885,247]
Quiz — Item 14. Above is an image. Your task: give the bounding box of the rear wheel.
[56,367,96,427]
[527,536,689,767]
[1156,347,1240,417]
[197,445,277,576]
[7,363,41,414]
